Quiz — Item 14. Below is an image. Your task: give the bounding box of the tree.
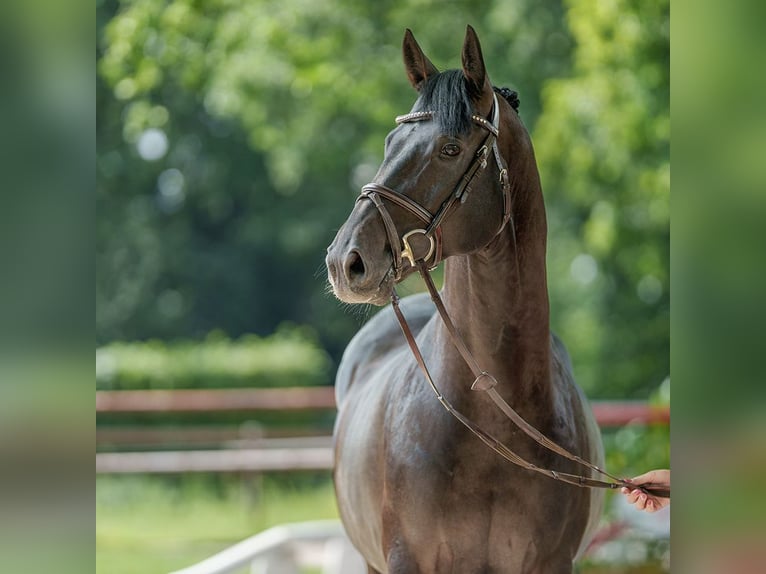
[98,0,668,398]
[533,0,669,398]
[97,0,575,363]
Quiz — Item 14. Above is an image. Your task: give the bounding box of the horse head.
[326,26,514,306]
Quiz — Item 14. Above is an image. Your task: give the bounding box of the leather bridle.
[356,92,670,500]
[358,93,511,281]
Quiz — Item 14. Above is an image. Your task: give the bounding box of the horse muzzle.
[325,231,395,306]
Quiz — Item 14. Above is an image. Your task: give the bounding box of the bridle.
[356,92,670,500]
[358,92,512,281]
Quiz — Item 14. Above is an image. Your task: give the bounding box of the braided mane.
[493,86,520,113]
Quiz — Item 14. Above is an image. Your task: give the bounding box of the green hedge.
[96,325,332,390]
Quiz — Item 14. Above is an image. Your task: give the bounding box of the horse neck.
[441,126,552,413]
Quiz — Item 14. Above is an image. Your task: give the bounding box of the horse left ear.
[461,25,492,103]
[403,29,439,91]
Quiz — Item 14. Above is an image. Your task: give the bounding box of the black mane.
[416,70,475,136]
[493,86,521,114]
[415,70,520,136]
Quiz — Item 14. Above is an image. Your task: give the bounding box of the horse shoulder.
[335,292,435,406]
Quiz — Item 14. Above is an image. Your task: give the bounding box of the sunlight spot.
[114,78,137,100]
[570,253,598,285]
[156,168,185,213]
[137,128,168,161]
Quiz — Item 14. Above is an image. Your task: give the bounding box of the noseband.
[355,92,670,500]
[358,92,511,281]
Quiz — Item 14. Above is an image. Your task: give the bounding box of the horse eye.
[441,143,461,157]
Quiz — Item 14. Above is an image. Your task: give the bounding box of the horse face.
[326,27,504,306]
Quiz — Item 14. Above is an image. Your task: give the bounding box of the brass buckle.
[477,145,489,169]
[401,229,435,267]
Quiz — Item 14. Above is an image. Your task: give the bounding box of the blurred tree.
[534,0,669,397]
[96,0,574,361]
[98,0,668,400]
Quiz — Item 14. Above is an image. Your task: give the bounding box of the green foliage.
[534,0,669,398]
[97,0,668,403]
[98,0,571,191]
[96,325,330,390]
[96,0,574,360]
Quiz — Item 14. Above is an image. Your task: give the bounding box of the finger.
[635,493,648,510]
[630,471,656,485]
[645,499,656,513]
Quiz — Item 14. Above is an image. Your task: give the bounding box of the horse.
[325,26,604,573]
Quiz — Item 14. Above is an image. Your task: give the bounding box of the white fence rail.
[96,446,333,474]
[168,520,365,574]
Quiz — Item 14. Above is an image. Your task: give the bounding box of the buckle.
[471,371,498,391]
[477,145,489,169]
[401,229,435,267]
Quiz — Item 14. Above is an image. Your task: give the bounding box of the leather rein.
[357,93,670,500]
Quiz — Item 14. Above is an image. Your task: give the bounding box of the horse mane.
[493,86,521,114]
[415,70,521,136]
[416,70,474,136]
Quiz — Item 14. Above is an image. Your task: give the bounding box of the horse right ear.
[402,29,438,91]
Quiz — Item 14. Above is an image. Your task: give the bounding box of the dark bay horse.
[325,26,604,573]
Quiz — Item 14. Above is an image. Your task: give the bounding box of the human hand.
[620,469,670,513]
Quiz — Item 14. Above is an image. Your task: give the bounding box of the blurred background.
[96,0,669,572]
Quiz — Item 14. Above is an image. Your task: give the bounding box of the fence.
[96,387,670,573]
[96,387,669,474]
[167,520,365,574]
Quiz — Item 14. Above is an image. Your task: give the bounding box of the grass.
[96,473,339,574]
[97,473,668,574]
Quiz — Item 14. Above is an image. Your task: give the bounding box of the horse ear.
[461,25,491,101]
[402,29,438,91]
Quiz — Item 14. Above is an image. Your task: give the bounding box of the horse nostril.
[345,250,366,280]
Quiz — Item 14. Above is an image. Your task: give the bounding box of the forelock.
[414,70,474,136]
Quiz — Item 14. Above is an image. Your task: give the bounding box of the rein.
[358,93,670,500]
